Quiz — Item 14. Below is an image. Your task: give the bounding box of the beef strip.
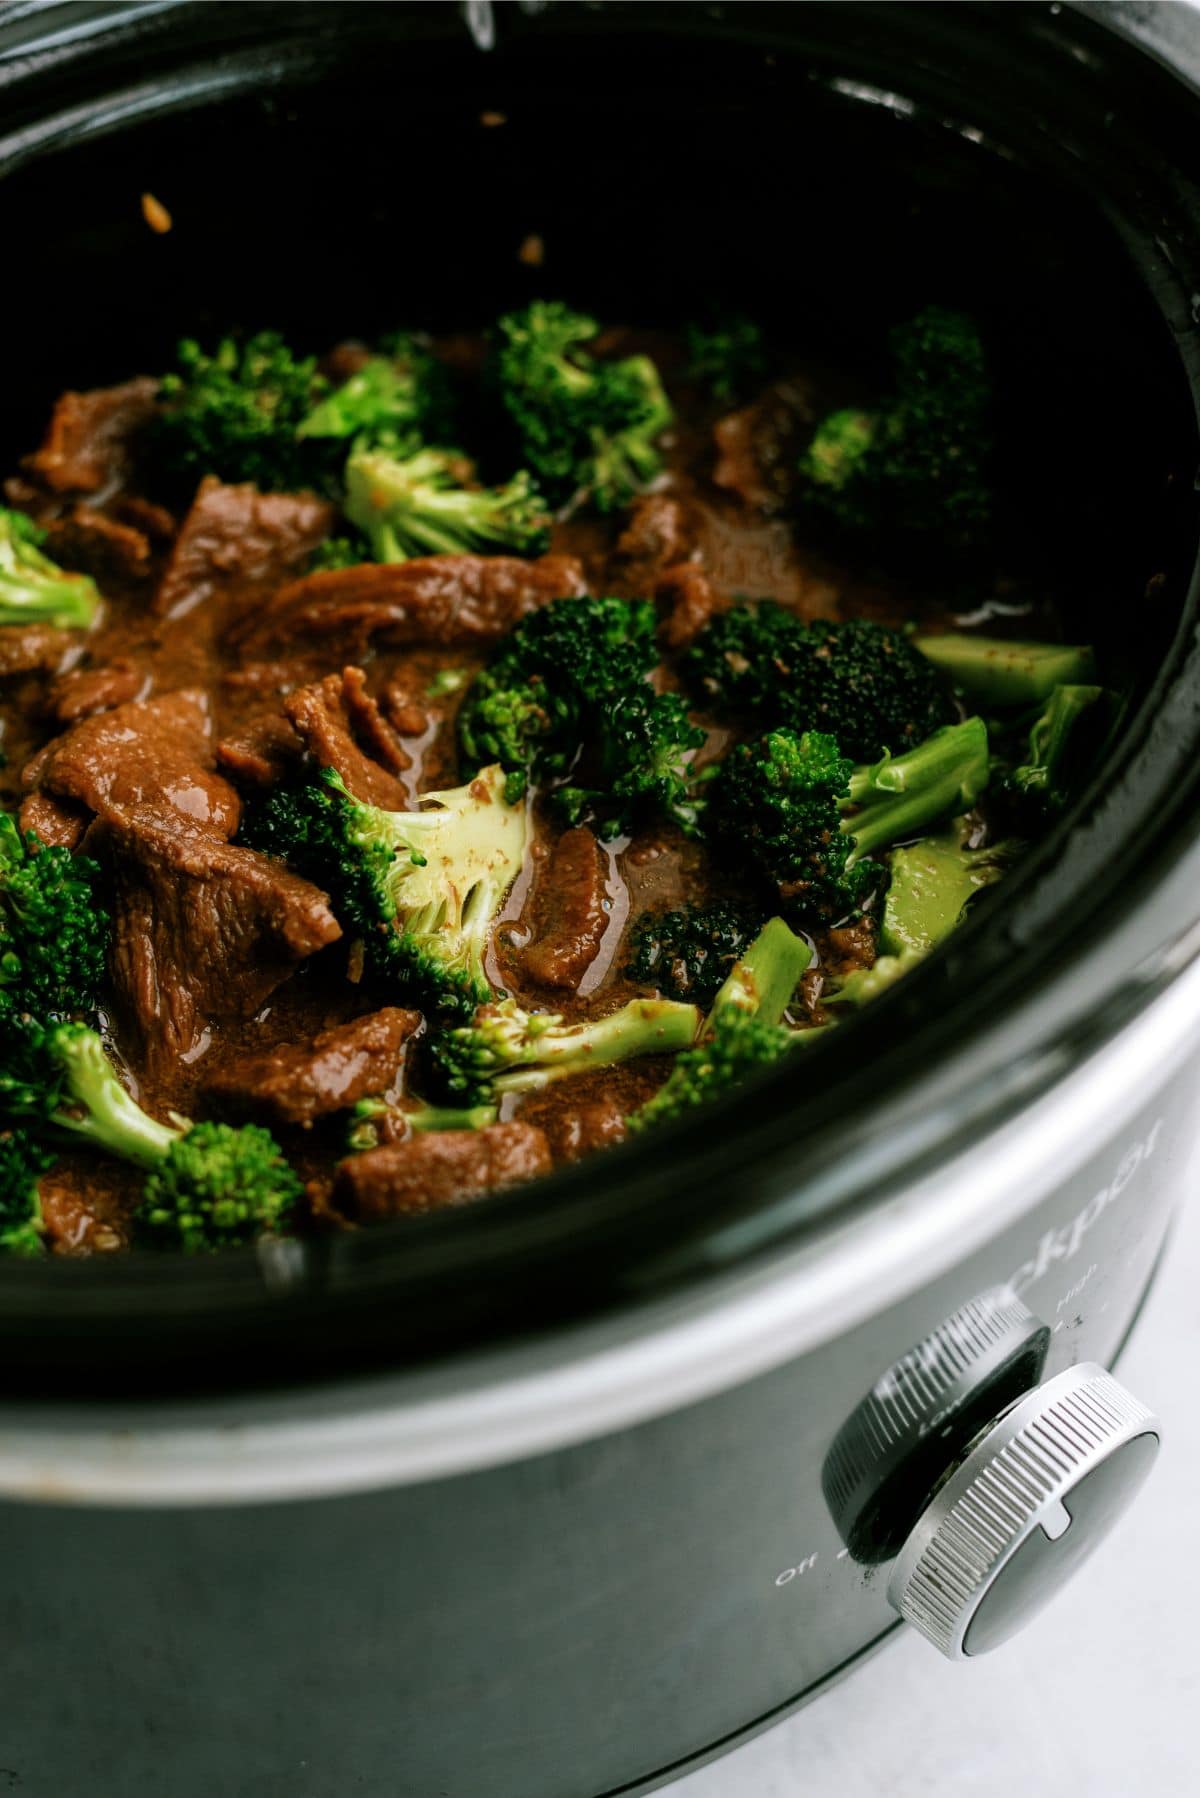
[155,477,333,622]
[0,625,73,680]
[333,1121,552,1220]
[99,802,342,1069]
[614,494,695,585]
[656,563,725,649]
[216,712,304,790]
[538,1097,628,1163]
[712,378,815,512]
[47,659,147,724]
[17,789,88,850]
[21,687,241,838]
[38,1157,136,1255]
[232,553,588,657]
[204,1007,420,1127]
[23,377,158,495]
[519,826,611,991]
[284,666,411,808]
[44,505,153,584]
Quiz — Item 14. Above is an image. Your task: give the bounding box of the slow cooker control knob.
[887,1363,1159,1659]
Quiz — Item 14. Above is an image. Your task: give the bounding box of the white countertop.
[669,1173,1200,1798]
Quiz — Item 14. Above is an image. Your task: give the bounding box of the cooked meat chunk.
[539,1098,629,1163]
[823,919,878,978]
[204,1008,420,1127]
[614,494,694,585]
[333,1122,552,1221]
[0,624,73,680]
[44,505,153,584]
[17,789,88,850]
[24,377,158,494]
[100,802,342,1069]
[232,553,587,657]
[656,563,725,650]
[155,476,333,622]
[520,826,611,991]
[712,378,815,511]
[37,1157,135,1255]
[216,712,304,789]
[22,687,241,837]
[284,666,410,807]
[47,659,146,724]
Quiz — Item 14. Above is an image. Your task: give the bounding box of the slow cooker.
[2,3,1200,1793]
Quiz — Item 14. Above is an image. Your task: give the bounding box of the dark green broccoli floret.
[630,917,810,1132]
[912,634,1097,707]
[625,900,762,1008]
[0,816,110,1017]
[685,316,768,404]
[243,763,526,1021]
[306,534,369,573]
[0,1126,51,1256]
[996,684,1111,827]
[433,996,701,1108]
[799,306,992,546]
[297,335,456,456]
[459,595,702,834]
[8,1022,299,1251]
[155,331,329,491]
[345,1093,498,1152]
[0,509,102,631]
[684,604,954,762]
[711,718,990,925]
[493,300,673,512]
[343,447,549,561]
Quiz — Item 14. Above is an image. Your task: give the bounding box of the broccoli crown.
[0,817,110,1018]
[625,900,762,1008]
[306,534,368,573]
[494,300,673,512]
[685,316,768,405]
[0,1126,50,1256]
[344,447,549,562]
[459,595,704,836]
[433,995,701,1107]
[245,764,527,1021]
[799,306,992,545]
[297,336,456,456]
[712,728,874,923]
[139,1120,302,1252]
[0,1004,58,1125]
[684,604,954,762]
[629,1004,795,1133]
[155,331,330,491]
[0,508,102,631]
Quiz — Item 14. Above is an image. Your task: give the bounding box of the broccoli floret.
[912,634,1097,708]
[0,817,110,1017]
[0,1126,51,1256]
[244,763,526,1020]
[685,316,768,404]
[630,917,810,1132]
[345,1093,498,1152]
[13,1022,299,1251]
[494,300,673,512]
[0,509,102,631]
[684,604,954,762]
[344,447,549,562]
[458,595,699,833]
[878,821,1021,958]
[306,534,369,573]
[434,996,701,1107]
[996,684,1111,826]
[799,306,992,545]
[297,335,456,456]
[155,331,329,491]
[711,718,990,925]
[625,900,762,1008]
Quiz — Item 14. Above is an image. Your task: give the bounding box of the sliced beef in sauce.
[538,1096,629,1163]
[233,553,588,657]
[44,505,153,585]
[614,494,695,587]
[0,625,74,681]
[333,1121,552,1221]
[712,378,815,512]
[519,826,612,992]
[47,659,147,725]
[155,477,333,622]
[656,563,725,650]
[284,666,410,808]
[216,712,304,790]
[38,1157,136,1255]
[17,789,88,850]
[204,1007,420,1128]
[99,803,342,1069]
[21,687,241,838]
[23,377,158,495]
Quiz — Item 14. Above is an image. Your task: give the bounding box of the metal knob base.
[888,1363,1159,1659]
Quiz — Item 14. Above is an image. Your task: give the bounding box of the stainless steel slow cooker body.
[2,5,1200,1794]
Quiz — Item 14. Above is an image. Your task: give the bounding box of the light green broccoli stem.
[344,448,547,562]
[50,1027,179,1168]
[0,508,102,631]
[880,823,1018,957]
[346,1095,498,1152]
[708,916,812,1026]
[912,634,1096,707]
[843,718,990,861]
[1013,683,1107,792]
